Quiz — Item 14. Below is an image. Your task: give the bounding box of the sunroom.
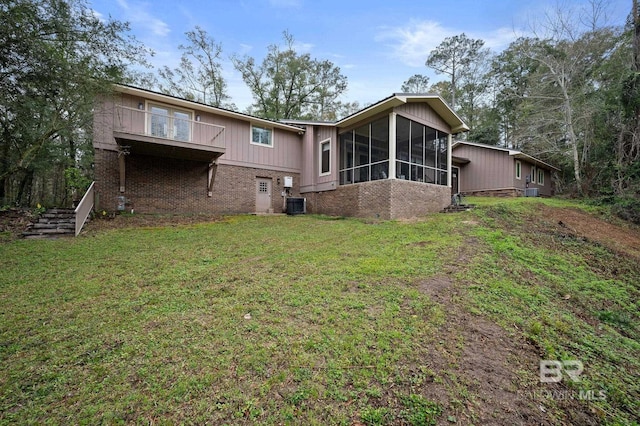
[338,114,450,187]
[303,94,468,219]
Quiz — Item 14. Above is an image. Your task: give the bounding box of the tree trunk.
[564,94,583,195]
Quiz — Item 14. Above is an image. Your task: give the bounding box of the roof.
[452,140,560,171]
[113,84,305,134]
[336,93,469,134]
[113,85,469,136]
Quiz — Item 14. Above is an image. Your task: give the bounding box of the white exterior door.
[255,178,272,213]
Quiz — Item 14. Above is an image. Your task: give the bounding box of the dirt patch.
[418,274,551,425]
[0,208,37,241]
[414,239,598,425]
[539,206,640,259]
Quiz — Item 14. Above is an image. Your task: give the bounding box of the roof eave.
[335,94,468,134]
[113,84,305,134]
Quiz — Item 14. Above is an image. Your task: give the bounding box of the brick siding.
[94,149,300,214]
[305,179,450,220]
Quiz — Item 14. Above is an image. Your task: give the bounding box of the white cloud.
[116,0,171,37]
[268,0,302,8]
[376,20,454,67]
[376,20,523,68]
[293,41,314,53]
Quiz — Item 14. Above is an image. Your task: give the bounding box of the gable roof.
[114,85,468,136]
[113,84,305,134]
[452,140,560,171]
[336,93,469,134]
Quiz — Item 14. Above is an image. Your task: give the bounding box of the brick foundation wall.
[94,149,300,214]
[462,188,520,197]
[305,179,450,220]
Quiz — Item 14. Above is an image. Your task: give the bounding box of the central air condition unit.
[525,188,539,197]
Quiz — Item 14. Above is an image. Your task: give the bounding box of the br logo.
[539,360,584,383]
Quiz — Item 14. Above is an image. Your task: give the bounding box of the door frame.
[255,177,273,213]
[451,166,460,196]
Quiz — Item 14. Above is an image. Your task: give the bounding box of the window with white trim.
[537,168,544,185]
[515,160,522,180]
[320,139,331,175]
[251,125,273,147]
[148,103,193,142]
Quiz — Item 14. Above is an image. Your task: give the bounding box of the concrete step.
[32,222,75,230]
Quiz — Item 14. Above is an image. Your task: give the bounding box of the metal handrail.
[74,181,95,236]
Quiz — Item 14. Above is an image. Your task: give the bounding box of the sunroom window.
[339,115,448,186]
[395,116,448,185]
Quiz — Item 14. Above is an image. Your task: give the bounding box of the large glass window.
[340,117,389,184]
[339,115,448,186]
[395,115,448,185]
[148,103,192,141]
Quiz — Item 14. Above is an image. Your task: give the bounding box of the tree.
[456,47,493,137]
[425,33,485,108]
[158,27,233,109]
[516,2,620,195]
[401,74,430,93]
[0,0,148,206]
[491,38,541,149]
[232,32,347,120]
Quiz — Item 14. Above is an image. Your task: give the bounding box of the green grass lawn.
[1,199,638,425]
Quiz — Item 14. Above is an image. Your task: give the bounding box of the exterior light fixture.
[195,115,201,122]
[137,102,144,110]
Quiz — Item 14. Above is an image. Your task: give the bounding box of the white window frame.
[319,138,331,176]
[515,160,522,180]
[530,166,536,184]
[537,168,544,186]
[146,101,193,142]
[251,124,273,147]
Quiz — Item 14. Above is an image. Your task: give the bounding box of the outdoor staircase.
[441,204,476,213]
[22,208,77,239]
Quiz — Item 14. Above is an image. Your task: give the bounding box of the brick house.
[92,85,469,220]
[451,141,560,197]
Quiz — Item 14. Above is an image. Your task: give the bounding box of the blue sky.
[90,0,631,111]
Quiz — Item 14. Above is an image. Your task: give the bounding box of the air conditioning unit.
[525,188,539,197]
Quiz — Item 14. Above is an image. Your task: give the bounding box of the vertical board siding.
[111,94,303,172]
[316,126,338,185]
[395,103,450,133]
[454,145,513,192]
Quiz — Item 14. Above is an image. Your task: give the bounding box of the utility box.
[283,176,293,188]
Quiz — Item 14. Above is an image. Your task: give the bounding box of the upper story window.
[515,160,522,180]
[148,102,192,142]
[320,139,331,175]
[251,124,273,147]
